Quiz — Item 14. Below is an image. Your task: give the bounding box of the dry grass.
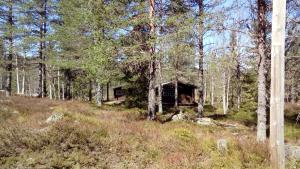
[0,97,298,168]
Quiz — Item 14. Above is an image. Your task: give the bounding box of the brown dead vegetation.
[0,97,298,168]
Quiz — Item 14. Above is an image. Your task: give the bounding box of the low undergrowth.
[0,97,298,168]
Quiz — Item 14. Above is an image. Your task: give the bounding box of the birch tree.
[256,0,268,142]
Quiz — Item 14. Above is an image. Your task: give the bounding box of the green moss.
[172,128,196,143]
[285,123,300,141]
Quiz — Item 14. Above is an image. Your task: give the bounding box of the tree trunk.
[38,7,44,97]
[5,0,13,97]
[147,0,156,120]
[57,69,60,100]
[15,53,19,94]
[0,38,4,90]
[197,0,204,117]
[38,0,47,98]
[62,82,65,100]
[49,83,52,99]
[226,70,231,111]
[21,53,25,95]
[256,0,267,142]
[65,69,71,100]
[52,80,56,99]
[28,78,32,97]
[237,61,241,110]
[204,75,207,104]
[211,76,214,106]
[222,72,228,114]
[157,60,163,113]
[43,0,48,97]
[270,0,286,168]
[291,77,296,103]
[175,77,178,109]
[89,80,93,102]
[106,82,110,101]
[96,83,103,106]
[231,30,241,110]
[157,0,164,114]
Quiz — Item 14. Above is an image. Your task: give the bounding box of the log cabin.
[156,81,197,107]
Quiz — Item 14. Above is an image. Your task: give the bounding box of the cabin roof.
[157,81,197,88]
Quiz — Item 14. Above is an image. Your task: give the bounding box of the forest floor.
[0,96,300,169]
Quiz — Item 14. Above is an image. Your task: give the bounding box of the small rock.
[172,113,186,121]
[38,126,51,133]
[196,118,214,126]
[2,107,8,111]
[285,144,300,159]
[46,112,64,123]
[232,132,239,136]
[26,158,35,165]
[217,139,228,154]
[12,110,19,114]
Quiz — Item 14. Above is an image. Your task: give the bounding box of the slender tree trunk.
[52,80,56,99]
[89,80,93,102]
[0,76,2,90]
[175,76,178,109]
[291,77,296,103]
[222,72,228,114]
[21,53,25,95]
[57,69,60,100]
[65,69,71,100]
[38,7,44,97]
[256,0,267,142]
[49,83,52,99]
[197,0,204,117]
[22,72,25,95]
[204,75,207,104]
[106,82,110,101]
[211,76,214,106]
[96,83,103,106]
[147,0,156,120]
[0,38,4,90]
[157,60,163,113]
[43,0,47,97]
[62,82,65,100]
[226,70,231,110]
[38,0,47,98]
[28,79,32,97]
[237,60,241,110]
[231,30,241,110]
[5,0,13,97]
[15,54,19,94]
[157,0,163,114]
[270,0,286,168]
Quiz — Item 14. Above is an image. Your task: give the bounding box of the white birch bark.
[96,83,103,106]
[211,76,214,106]
[222,72,227,114]
[49,83,52,100]
[226,70,231,110]
[62,82,65,100]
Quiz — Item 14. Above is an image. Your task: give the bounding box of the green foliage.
[172,128,196,143]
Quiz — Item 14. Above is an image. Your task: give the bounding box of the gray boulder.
[285,144,300,160]
[217,139,228,154]
[172,113,186,121]
[46,112,64,123]
[196,118,215,126]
